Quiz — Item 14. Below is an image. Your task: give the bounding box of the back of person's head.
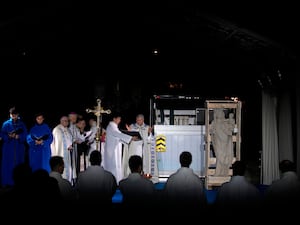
[129,155,143,173]
[30,169,61,202]
[90,150,101,166]
[279,159,296,173]
[180,151,192,167]
[111,111,122,120]
[13,163,32,186]
[232,160,246,176]
[49,156,64,173]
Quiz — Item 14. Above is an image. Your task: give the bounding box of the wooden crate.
[205,100,242,189]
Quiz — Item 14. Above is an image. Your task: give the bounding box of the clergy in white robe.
[87,118,106,167]
[51,116,77,184]
[102,114,133,184]
[68,112,80,177]
[122,114,159,183]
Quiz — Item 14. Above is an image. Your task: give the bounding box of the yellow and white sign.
[156,134,166,152]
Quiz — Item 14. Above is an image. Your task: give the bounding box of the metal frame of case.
[205,100,242,189]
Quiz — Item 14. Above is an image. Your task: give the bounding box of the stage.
[112,182,218,204]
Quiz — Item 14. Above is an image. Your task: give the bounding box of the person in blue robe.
[27,113,53,173]
[1,107,28,187]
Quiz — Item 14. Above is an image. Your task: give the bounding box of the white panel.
[154,125,206,177]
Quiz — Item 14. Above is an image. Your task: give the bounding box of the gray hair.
[136,114,144,120]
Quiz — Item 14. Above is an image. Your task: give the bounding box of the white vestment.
[87,124,105,167]
[69,123,80,175]
[122,123,159,183]
[51,124,77,183]
[102,121,132,184]
[88,123,98,152]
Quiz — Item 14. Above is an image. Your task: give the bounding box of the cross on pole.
[86,98,111,151]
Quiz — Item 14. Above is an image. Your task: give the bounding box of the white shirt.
[164,167,207,206]
[76,165,117,202]
[216,175,261,207]
[49,171,75,200]
[119,172,155,205]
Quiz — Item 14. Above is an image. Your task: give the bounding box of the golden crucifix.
[86,98,111,151]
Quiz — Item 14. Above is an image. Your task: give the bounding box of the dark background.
[1,1,299,161]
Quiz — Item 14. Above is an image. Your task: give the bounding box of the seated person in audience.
[214,160,261,210]
[49,156,76,201]
[75,150,117,205]
[264,159,300,206]
[119,155,156,208]
[163,151,207,209]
